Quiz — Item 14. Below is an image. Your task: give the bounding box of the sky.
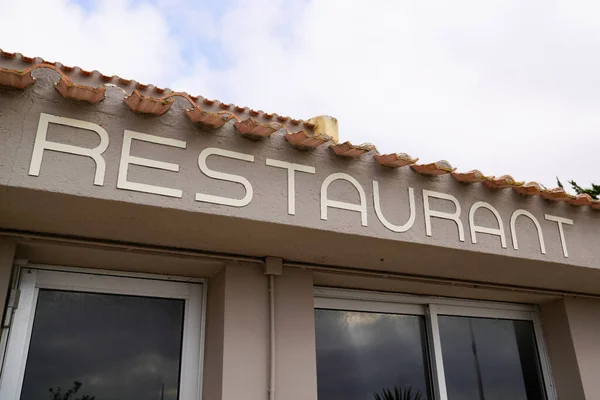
[1,0,598,190]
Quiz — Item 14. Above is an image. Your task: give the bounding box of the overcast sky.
[1,0,597,190]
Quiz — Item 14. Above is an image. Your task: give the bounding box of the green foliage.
[373,386,424,400]
[49,381,95,400]
[568,180,600,200]
[556,177,599,200]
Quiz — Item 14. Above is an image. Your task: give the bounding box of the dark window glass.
[20,290,185,400]
[438,316,546,400]
[315,309,432,400]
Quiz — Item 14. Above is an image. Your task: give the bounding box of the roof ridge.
[1,49,598,210]
[0,49,310,126]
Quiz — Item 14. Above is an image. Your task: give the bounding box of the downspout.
[265,257,283,400]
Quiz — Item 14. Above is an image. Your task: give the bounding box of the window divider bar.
[426,304,448,400]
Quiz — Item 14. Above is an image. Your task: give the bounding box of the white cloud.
[1,0,598,189]
[0,0,184,84]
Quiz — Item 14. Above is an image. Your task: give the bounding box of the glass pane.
[438,316,546,400]
[315,309,432,400]
[20,289,185,400]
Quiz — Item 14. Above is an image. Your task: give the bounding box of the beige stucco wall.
[2,70,600,300]
[3,239,600,399]
[274,267,318,400]
[541,297,600,400]
[564,298,600,400]
[541,299,586,400]
[0,240,16,323]
[210,262,318,400]
[2,70,600,399]
[220,262,270,400]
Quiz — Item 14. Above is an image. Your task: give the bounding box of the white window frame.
[0,264,207,400]
[314,287,557,400]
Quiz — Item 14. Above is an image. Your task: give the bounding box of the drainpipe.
[264,257,283,400]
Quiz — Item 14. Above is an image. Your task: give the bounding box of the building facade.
[1,50,600,400]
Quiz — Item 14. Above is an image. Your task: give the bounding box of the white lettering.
[545,214,574,258]
[423,190,465,241]
[265,159,316,215]
[29,113,109,186]
[469,201,507,248]
[321,173,367,226]
[196,148,254,207]
[510,210,546,254]
[373,181,415,233]
[117,130,186,198]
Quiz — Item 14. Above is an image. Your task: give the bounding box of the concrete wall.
[1,242,320,400]
[541,299,586,400]
[1,70,599,274]
[564,298,600,400]
[220,262,269,400]
[541,297,600,400]
[6,186,600,297]
[0,240,16,324]
[2,64,600,400]
[274,268,318,400]
[3,237,600,400]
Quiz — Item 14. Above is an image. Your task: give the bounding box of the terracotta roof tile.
[235,118,282,139]
[0,50,16,59]
[411,160,455,176]
[451,169,490,183]
[568,194,596,206]
[1,48,598,211]
[374,153,419,168]
[55,76,105,104]
[484,175,524,189]
[285,131,331,149]
[0,69,35,89]
[124,90,173,115]
[513,181,544,195]
[185,106,236,129]
[21,56,36,64]
[331,142,377,157]
[540,187,571,202]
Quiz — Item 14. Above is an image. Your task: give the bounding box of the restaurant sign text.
[28,113,574,258]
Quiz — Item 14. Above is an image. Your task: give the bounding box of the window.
[314,289,555,400]
[0,266,205,400]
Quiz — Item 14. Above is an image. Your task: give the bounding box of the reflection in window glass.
[315,309,432,400]
[438,316,546,400]
[20,290,185,400]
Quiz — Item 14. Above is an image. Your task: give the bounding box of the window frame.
[314,287,557,400]
[0,264,207,400]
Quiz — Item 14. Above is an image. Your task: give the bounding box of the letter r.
[29,113,109,186]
